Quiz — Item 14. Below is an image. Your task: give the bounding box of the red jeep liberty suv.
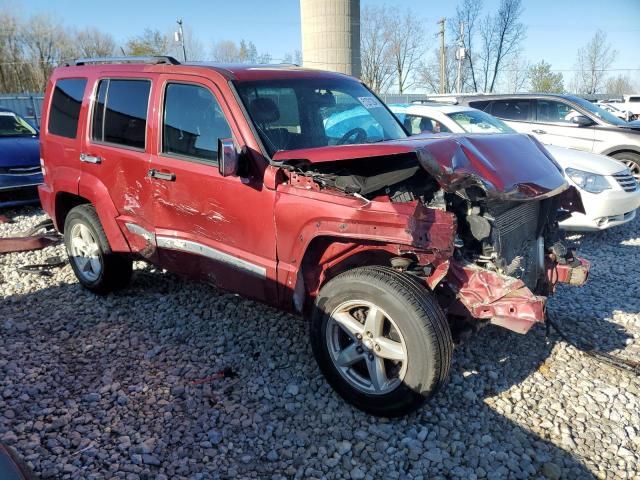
[38,57,588,416]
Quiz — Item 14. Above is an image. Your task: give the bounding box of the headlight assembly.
[565,168,611,194]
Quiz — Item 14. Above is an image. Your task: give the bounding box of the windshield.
[235,78,406,155]
[0,111,38,137]
[448,110,516,134]
[570,97,626,126]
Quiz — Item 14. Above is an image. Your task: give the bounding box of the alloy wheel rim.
[326,300,408,395]
[621,159,640,181]
[69,223,102,282]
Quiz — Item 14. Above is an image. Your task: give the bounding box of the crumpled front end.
[275,133,590,333]
[443,256,589,334]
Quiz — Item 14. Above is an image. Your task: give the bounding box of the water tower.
[300,0,361,78]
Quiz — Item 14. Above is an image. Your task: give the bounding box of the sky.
[5,0,640,79]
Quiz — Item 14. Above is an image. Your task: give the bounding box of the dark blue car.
[0,107,42,207]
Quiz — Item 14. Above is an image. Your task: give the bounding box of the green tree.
[528,60,564,93]
[126,29,169,56]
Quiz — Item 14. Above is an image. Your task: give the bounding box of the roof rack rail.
[411,97,459,105]
[70,56,181,66]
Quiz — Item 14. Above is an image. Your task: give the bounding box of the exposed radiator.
[490,201,541,291]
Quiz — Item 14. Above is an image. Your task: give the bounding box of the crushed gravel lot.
[1,206,639,480]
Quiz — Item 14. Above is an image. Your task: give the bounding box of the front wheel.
[310,266,453,417]
[612,151,640,182]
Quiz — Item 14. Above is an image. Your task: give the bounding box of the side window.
[490,100,531,121]
[91,79,151,149]
[468,100,490,111]
[536,100,581,124]
[404,114,450,135]
[162,83,232,162]
[48,78,87,138]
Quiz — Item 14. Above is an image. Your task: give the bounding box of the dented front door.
[148,74,277,302]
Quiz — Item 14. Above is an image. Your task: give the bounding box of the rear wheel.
[310,266,452,417]
[64,204,132,294]
[612,151,640,182]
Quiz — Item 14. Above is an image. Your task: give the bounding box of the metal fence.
[0,93,44,128]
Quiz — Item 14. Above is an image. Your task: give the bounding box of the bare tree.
[502,54,529,93]
[126,29,169,56]
[211,41,240,62]
[75,28,115,57]
[360,5,394,94]
[0,11,26,92]
[385,10,425,94]
[528,60,564,93]
[573,30,617,94]
[283,50,302,65]
[605,74,635,96]
[418,44,462,94]
[478,0,526,92]
[20,15,74,91]
[450,0,483,92]
[167,25,205,61]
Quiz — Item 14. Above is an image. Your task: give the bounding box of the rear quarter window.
[48,78,87,138]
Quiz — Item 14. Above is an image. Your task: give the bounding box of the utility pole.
[176,19,187,62]
[456,22,465,93]
[438,18,446,94]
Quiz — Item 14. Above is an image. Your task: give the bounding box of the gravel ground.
[1,205,639,480]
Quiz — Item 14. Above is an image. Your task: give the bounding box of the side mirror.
[570,115,593,127]
[218,138,239,177]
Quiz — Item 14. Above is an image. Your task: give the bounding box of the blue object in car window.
[324,106,384,143]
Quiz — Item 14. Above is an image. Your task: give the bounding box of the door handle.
[80,153,102,164]
[532,129,547,134]
[148,169,176,181]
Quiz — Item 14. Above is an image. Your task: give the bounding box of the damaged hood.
[273,133,569,201]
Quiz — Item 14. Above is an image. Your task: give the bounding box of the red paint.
[39,63,589,334]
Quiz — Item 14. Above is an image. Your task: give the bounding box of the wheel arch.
[293,235,418,316]
[55,187,131,253]
[602,146,640,157]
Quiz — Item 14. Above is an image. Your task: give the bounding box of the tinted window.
[49,78,87,138]
[536,100,581,124]
[467,100,490,111]
[490,100,531,121]
[92,79,150,149]
[162,83,231,162]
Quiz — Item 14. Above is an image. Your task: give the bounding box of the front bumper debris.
[442,257,590,334]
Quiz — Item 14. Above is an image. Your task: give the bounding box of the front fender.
[274,186,456,308]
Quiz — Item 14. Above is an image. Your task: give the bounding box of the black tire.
[64,204,133,294]
[310,266,452,417]
[612,151,640,180]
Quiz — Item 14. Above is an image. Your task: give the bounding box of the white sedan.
[390,103,640,231]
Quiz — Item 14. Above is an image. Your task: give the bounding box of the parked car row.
[34,56,593,416]
[389,102,640,231]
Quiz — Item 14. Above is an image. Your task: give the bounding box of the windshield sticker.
[358,96,382,109]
